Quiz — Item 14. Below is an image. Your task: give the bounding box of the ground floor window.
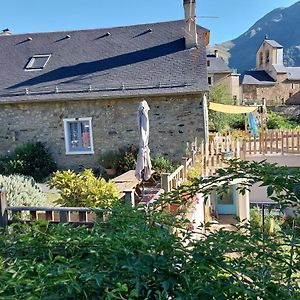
[63,118,94,154]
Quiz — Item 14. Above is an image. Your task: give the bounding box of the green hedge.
[0,142,57,182]
[0,206,299,299]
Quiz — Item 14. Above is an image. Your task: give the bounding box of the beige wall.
[256,42,278,74]
[231,74,240,100]
[0,94,205,169]
[247,154,300,203]
[209,72,240,100]
[247,154,300,167]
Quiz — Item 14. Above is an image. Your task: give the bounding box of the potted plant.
[98,150,120,176]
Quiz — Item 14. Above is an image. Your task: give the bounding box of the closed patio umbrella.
[135,100,152,181]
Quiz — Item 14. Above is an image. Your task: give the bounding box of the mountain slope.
[211,1,300,73]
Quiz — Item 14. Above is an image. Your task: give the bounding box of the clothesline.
[208,102,262,137]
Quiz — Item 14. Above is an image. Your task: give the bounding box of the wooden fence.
[209,130,300,156]
[243,130,300,155]
[198,139,241,177]
[195,130,300,177]
[161,157,194,193]
[0,189,135,228]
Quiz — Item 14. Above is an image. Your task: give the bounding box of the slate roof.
[286,67,300,80]
[0,20,209,104]
[265,39,283,48]
[273,64,287,74]
[206,55,232,74]
[240,71,276,85]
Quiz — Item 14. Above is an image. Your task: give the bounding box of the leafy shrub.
[151,154,178,180]
[209,84,234,132]
[0,205,299,299]
[98,150,121,169]
[187,154,202,180]
[98,146,138,175]
[0,174,46,207]
[282,215,300,237]
[1,161,300,299]
[0,142,57,182]
[250,207,281,234]
[250,207,261,229]
[49,169,120,208]
[265,214,281,234]
[117,145,138,174]
[229,114,245,130]
[267,112,298,129]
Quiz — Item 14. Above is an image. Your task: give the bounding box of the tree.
[209,83,232,132]
[209,83,244,132]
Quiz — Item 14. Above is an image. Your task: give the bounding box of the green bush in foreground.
[0,160,299,299]
[0,174,46,207]
[0,206,299,299]
[49,169,120,208]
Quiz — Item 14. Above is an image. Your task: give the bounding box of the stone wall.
[0,94,205,169]
[242,81,300,105]
[271,105,300,117]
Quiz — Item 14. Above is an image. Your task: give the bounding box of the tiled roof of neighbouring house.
[206,55,232,74]
[0,20,209,103]
[240,70,276,85]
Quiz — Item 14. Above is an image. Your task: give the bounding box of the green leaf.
[267,186,274,197]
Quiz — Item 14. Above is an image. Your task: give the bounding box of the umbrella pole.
[141,169,145,201]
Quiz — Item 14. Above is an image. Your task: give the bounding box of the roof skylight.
[25,54,51,70]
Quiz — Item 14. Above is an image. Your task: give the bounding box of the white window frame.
[25,54,51,71]
[63,117,94,155]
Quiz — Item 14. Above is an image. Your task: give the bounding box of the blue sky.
[0,0,298,44]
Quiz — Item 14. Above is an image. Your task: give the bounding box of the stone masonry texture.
[243,81,300,104]
[0,94,205,170]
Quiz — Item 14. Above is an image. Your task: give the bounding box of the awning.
[209,102,258,114]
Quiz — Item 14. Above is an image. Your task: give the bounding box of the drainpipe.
[203,93,209,144]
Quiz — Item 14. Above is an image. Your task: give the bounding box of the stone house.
[0,0,210,169]
[240,37,300,105]
[207,50,240,101]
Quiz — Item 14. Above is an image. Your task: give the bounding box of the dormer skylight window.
[25,54,51,71]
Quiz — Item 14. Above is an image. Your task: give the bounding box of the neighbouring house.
[0,0,210,169]
[207,50,240,101]
[240,36,300,105]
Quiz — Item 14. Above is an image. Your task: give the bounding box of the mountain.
[210,1,300,73]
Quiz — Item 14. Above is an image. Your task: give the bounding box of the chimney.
[183,0,198,49]
[214,49,219,58]
[0,28,11,36]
